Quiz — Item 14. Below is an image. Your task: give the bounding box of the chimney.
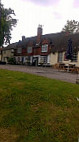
[37,25,43,36]
[37,25,43,44]
[22,36,26,41]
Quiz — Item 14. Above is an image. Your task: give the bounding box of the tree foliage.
[0,3,17,46]
[62,20,79,34]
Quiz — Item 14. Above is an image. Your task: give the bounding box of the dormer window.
[27,47,32,53]
[41,44,48,52]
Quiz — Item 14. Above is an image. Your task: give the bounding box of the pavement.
[0,64,79,84]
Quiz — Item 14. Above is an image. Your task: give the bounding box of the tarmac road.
[0,64,79,84]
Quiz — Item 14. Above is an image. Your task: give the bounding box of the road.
[0,65,79,83]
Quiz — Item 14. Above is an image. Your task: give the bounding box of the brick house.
[14,25,53,66]
[2,25,79,67]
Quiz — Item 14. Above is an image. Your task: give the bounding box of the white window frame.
[72,52,78,62]
[17,48,22,53]
[58,52,63,62]
[41,44,48,53]
[40,56,47,63]
[27,47,32,53]
[11,49,14,53]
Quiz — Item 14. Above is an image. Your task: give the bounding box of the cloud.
[53,11,62,19]
[73,0,79,8]
[22,0,60,7]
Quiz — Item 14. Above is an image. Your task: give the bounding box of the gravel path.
[0,65,79,84]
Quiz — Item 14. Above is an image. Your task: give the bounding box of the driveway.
[0,65,79,83]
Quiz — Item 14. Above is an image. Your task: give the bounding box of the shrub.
[8,57,16,64]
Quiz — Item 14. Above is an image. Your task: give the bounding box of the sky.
[1,0,79,44]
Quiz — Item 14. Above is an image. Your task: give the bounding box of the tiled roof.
[2,42,18,50]
[43,32,79,52]
[2,32,79,52]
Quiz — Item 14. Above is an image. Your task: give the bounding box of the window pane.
[27,47,32,53]
[58,52,63,62]
[72,52,78,62]
[42,44,48,52]
[17,48,22,53]
[40,56,47,63]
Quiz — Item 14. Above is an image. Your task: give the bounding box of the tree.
[62,20,79,34]
[0,2,17,46]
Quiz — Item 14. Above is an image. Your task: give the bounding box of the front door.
[32,57,38,66]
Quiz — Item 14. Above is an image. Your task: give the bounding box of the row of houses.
[1,25,79,67]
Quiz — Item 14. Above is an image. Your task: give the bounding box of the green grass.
[0,69,79,142]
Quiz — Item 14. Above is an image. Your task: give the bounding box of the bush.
[8,57,16,64]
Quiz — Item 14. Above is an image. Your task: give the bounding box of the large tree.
[0,2,17,46]
[62,20,79,34]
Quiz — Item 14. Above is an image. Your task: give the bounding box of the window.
[17,48,22,53]
[27,47,32,53]
[41,44,48,52]
[72,52,78,62]
[4,51,6,54]
[40,56,47,63]
[11,49,14,53]
[58,52,63,62]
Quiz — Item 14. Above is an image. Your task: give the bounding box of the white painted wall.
[47,55,50,64]
[2,50,14,62]
[49,51,79,67]
[49,53,58,65]
[77,52,79,66]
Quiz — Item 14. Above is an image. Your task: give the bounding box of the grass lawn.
[0,69,79,142]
